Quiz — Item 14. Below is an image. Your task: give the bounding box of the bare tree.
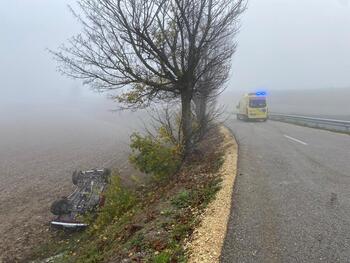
[52,0,245,155]
[193,44,232,139]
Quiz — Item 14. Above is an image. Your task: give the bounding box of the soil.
[0,106,141,263]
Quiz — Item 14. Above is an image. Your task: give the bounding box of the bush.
[129,133,181,181]
[152,251,171,263]
[93,175,136,230]
[171,190,191,209]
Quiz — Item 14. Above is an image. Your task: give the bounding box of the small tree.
[52,0,245,155]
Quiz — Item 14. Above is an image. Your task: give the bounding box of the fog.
[1,0,350,260]
[1,1,78,106]
[1,0,350,109]
[221,0,350,115]
[1,2,142,260]
[228,0,350,92]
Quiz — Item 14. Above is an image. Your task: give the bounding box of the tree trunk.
[181,88,193,156]
[194,91,209,139]
[198,96,208,138]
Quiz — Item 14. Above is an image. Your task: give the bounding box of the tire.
[72,170,82,185]
[50,198,72,215]
[102,169,111,183]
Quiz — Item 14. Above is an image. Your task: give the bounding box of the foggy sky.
[1,0,350,106]
[0,0,81,107]
[229,0,350,92]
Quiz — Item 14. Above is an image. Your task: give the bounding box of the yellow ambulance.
[236,92,268,121]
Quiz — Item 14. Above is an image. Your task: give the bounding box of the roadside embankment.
[188,126,238,263]
[28,125,238,263]
[186,126,238,263]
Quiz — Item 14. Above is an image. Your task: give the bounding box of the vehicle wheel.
[72,170,82,185]
[50,197,72,215]
[102,169,111,183]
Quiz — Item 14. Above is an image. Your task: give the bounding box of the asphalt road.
[222,119,350,263]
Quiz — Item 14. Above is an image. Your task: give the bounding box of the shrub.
[191,178,222,208]
[152,251,172,263]
[129,133,181,181]
[93,175,136,230]
[171,190,191,209]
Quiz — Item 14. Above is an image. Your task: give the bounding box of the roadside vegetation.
[52,0,246,156]
[27,0,247,261]
[28,126,227,262]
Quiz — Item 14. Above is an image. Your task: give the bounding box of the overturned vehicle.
[50,169,111,230]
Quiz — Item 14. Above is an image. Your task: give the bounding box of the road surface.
[222,119,350,262]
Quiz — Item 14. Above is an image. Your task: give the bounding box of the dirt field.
[0,99,143,262]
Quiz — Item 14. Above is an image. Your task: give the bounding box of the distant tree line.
[53,0,246,156]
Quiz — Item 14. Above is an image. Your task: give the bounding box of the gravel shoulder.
[186,126,238,263]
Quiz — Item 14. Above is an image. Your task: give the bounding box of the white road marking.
[284,135,308,145]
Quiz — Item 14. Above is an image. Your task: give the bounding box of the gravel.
[187,126,238,263]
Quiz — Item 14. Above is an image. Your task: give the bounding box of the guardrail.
[269,113,350,133]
